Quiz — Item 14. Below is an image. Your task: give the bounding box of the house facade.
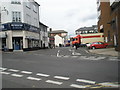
[97,0,120,51]
[0,0,49,51]
[75,25,98,35]
[49,30,68,47]
[39,22,49,49]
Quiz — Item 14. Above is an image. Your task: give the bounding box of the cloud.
[36,0,98,35]
[80,13,97,22]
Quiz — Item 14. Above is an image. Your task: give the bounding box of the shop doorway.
[13,37,23,50]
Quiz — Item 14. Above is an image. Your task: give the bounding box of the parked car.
[86,43,91,47]
[89,42,108,49]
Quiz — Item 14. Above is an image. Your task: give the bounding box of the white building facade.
[50,30,68,47]
[39,22,49,48]
[0,0,48,51]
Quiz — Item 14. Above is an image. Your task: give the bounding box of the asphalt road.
[1,47,119,89]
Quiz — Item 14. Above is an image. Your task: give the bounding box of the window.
[33,5,37,13]
[26,0,31,9]
[34,18,37,26]
[108,31,111,42]
[94,42,99,44]
[12,12,21,22]
[26,14,31,24]
[98,42,103,44]
[11,0,21,4]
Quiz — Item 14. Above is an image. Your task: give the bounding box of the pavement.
[88,48,119,57]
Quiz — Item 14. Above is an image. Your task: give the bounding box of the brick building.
[97,0,120,51]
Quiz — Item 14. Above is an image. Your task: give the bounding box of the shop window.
[2,38,6,49]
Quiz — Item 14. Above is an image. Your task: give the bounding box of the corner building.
[0,0,41,51]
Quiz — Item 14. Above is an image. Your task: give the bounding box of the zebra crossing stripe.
[0,67,7,71]
[36,73,50,77]
[21,71,32,74]
[54,76,70,80]
[46,80,63,85]
[76,79,96,84]
[8,69,19,72]
[11,74,23,77]
[70,84,87,88]
[0,72,10,75]
[27,77,41,81]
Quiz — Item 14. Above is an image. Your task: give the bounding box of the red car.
[89,42,108,49]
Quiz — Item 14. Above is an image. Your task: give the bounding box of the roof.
[39,22,48,28]
[31,0,40,6]
[50,30,68,34]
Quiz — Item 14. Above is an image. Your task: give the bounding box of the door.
[13,37,23,50]
[98,42,104,48]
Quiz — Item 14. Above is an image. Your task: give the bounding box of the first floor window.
[12,11,21,22]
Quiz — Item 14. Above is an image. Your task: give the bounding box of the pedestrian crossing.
[55,54,119,61]
[54,49,119,61]
[0,67,119,88]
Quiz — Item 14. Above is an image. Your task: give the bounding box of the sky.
[35,0,98,36]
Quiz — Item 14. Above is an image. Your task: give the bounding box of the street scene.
[0,0,120,89]
[1,47,120,88]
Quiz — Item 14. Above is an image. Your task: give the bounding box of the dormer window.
[11,0,21,4]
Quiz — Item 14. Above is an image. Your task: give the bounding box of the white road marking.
[72,56,78,58]
[85,50,89,53]
[72,50,75,55]
[96,57,106,60]
[74,53,81,55]
[109,58,119,61]
[85,56,99,60]
[11,74,23,77]
[27,77,41,81]
[57,50,60,57]
[0,72,10,75]
[36,73,50,77]
[8,69,19,72]
[76,79,96,84]
[46,80,63,85]
[0,67,7,71]
[54,76,70,80]
[70,84,87,88]
[99,82,119,88]
[21,71,32,74]
[80,56,87,59]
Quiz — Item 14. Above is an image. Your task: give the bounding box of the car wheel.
[92,46,95,49]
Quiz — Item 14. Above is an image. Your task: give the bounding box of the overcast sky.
[35,0,98,35]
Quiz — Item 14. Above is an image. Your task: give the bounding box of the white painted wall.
[55,35,64,47]
[23,0,39,27]
[1,0,39,28]
[1,0,24,24]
